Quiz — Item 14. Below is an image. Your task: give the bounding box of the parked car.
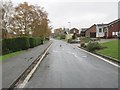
[68,39,80,43]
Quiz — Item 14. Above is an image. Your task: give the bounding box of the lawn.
[0,50,25,61]
[97,40,119,61]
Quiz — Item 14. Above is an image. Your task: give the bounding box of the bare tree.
[2,0,14,39]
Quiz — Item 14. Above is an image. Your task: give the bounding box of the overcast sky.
[11,0,119,30]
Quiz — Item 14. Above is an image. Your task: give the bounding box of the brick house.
[107,19,120,38]
[69,28,79,34]
[85,24,108,38]
[54,28,64,36]
[85,19,120,38]
[69,28,80,37]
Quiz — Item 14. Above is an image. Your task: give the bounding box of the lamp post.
[68,22,71,30]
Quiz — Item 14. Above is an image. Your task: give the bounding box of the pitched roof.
[96,24,108,26]
[70,28,79,31]
[81,28,88,32]
[108,19,120,25]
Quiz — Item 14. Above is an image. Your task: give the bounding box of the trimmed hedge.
[2,37,43,55]
[29,37,43,48]
[16,37,30,50]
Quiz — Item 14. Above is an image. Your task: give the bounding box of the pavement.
[25,39,118,88]
[2,41,51,88]
[97,39,117,43]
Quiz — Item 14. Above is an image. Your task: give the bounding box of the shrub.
[80,42,86,48]
[81,37,91,43]
[67,39,72,43]
[72,33,76,39]
[2,38,16,54]
[2,37,30,55]
[29,37,42,48]
[60,35,65,39]
[86,41,101,52]
[2,37,43,55]
[45,37,50,41]
[15,37,30,50]
[29,37,36,48]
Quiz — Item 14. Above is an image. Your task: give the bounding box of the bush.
[86,41,101,52]
[16,37,30,50]
[67,39,72,43]
[29,37,42,48]
[2,37,43,55]
[29,38,36,48]
[72,33,76,39]
[80,42,86,48]
[81,37,91,43]
[2,38,17,54]
[60,35,65,39]
[45,37,50,41]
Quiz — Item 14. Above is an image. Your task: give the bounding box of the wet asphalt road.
[25,39,118,88]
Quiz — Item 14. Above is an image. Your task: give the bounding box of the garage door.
[90,32,96,38]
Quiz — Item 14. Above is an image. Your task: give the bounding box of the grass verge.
[96,40,119,61]
[0,50,26,61]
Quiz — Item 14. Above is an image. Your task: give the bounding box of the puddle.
[82,55,87,58]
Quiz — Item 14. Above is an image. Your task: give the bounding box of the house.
[54,28,65,36]
[69,28,80,37]
[80,28,88,37]
[85,24,108,38]
[66,28,80,40]
[69,28,79,34]
[85,19,120,38]
[107,19,120,38]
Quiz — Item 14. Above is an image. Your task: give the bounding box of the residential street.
[25,39,118,88]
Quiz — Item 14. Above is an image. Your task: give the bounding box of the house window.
[112,32,115,35]
[103,27,107,32]
[119,30,120,34]
[116,32,118,36]
[99,28,102,33]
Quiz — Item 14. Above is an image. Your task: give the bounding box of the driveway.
[97,39,117,43]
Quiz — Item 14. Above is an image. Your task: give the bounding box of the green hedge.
[29,37,43,48]
[2,37,43,55]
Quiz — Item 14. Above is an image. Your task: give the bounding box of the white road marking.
[17,43,52,88]
[69,44,120,68]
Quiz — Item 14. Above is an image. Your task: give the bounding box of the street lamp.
[68,22,71,34]
[68,22,71,30]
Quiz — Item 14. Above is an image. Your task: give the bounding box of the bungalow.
[66,28,80,40]
[85,24,108,38]
[69,28,79,34]
[70,28,80,37]
[85,19,120,38]
[107,19,120,38]
[54,28,64,36]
